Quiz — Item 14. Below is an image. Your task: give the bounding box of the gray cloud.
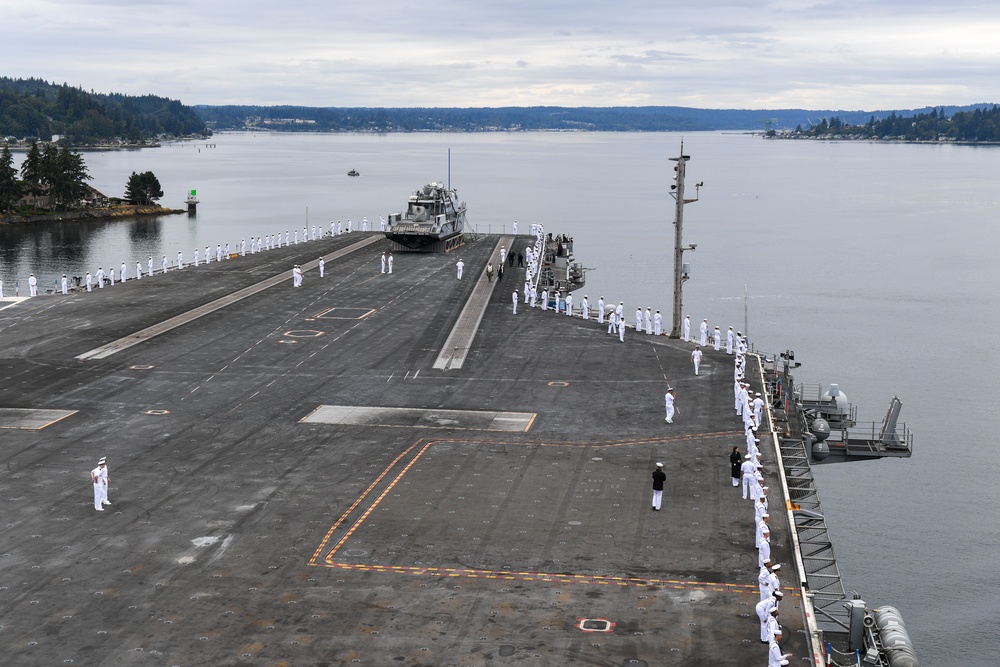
[5,0,998,108]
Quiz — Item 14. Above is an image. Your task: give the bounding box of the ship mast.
[668,142,700,339]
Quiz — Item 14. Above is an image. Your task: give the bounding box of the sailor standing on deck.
[740,455,756,499]
[651,463,666,510]
[598,297,605,323]
[564,293,572,316]
[713,326,721,351]
[96,267,105,288]
[194,248,200,266]
[727,326,735,354]
[664,388,676,423]
[607,308,617,334]
[381,253,386,274]
[456,260,464,279]
[318,257,325,278]
[645,308,652,335]
[654,310,662,336]
[758,528,771,567]
[523,280,531,303]
[619,314,626,342]
[759,560,773,601]
[512,220,518,235]
[177,251,184,269]
[691,346,703,375]
[581,295,589,320]
[135,262,143,280]
[635,307,643,333]
[512,291,518,314]
[682,315,691,341]
[292,265,303,288]
[61,275,68,295]
[206,245,211,262]
[108,267,115,286]
[162,255,168,274]
[91,458,109,511]
[529,286,537,308]
[28,273,38,296]
[85,272,92,292]
[699,319,709,346]
[766,563,782,600]
[388,254,393,274]
[616,301,624,324]
[540,288,548,310]
[768,627,791,666]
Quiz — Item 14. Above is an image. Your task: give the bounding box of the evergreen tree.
[124,171,163,205]
[0,144,21,212]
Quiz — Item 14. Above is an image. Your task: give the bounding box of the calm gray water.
[3,131,998,666]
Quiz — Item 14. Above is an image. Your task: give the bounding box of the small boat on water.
[347,169,360,177]
[384,182,467,252]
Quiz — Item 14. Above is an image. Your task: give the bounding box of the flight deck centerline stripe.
[432,236,510,371]
[75,236,382,361]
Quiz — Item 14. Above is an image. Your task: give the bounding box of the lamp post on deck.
[668,142,702,339]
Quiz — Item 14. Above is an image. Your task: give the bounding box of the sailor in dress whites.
[512,220,518,235]
[85,272,92,292]
[388,254,393,273]
[654,310,662,336]
[205,245,211,262]
[27,273,38,296]
[512,290,518,314]
[381,253,387,274]
[664,388,676,423]
[194,248,200,266]
[740,454,756,499]
[727,326,735,354]
[108,267,115,286]
[581,295,589,320]
[121,261,127,281]
[456,260,464,279]
[607,308,617,334]
[564,293,572,316]
[135,261,142,280]
[162,256,168,274]
[177,251,184,269]
[598,297,605,323]
[645,308,652,335]
[216,245,223,262]
[713,326,721,351]
[682,315,691,341]
[61,275,68,295]
[699,319,709,346]
[619,314,626,342]
[91,458,109,511]
[635,307,643,333]
[318,257,325,277]
[96,267,105,288]
[540,289,548,311]
[292,265,303,287]
[691,346,703,375]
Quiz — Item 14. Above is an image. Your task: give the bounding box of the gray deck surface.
[0,232,805,666]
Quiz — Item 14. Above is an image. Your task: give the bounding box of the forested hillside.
[0,77,209,144]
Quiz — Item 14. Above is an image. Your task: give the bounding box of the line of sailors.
[16,216,385,297]
[731,342,793,667]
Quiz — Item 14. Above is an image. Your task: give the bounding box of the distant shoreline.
[0,204,186,225]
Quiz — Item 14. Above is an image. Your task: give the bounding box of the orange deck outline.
[310,430,750,589]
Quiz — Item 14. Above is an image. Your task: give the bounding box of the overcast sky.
[4,0,998,110]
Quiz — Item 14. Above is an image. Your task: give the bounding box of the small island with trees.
[0,141,182,224]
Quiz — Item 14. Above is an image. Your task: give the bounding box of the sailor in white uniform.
[581,295,589,320]
[727,326,735,354]
[635,307,643,333]
[753,393,765,426]
[135,262,142,280]
[699,319,708,346]
[682,315,691,341]
[523,280,531,304]
[387,254,393,273]
[108,267,115,286]
[740,455,756,499]
[654,310,662,336]
[27,273,38,296]
[645,308,652,335]
[541,289,548,311]
[618,314,625,342]
[381,253,386,274]
[564,293,572,316]
[713,326,721,351]
[61,275,68,295]
[512,290,518,314]
[664,388,676,423]
[292,265,303,287]
[216,245,223,262]
[456,260,464,279]
[598,297,605,323]
[177,251,184,269]
[121,261,127,281]
[319,257,325,277]
[162,256,168,274]
[194,248,200,266]
[529,286,536,308]
[607,308,617,334]
[94,267,104,288]
[691,346,703,375]
[85,272,92,292]
[91,458,109,511]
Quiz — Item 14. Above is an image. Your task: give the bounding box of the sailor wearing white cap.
[193,248,200,267]
[753,393,765,426]
[756,513,770,548]
[581,295,589,320]
[85,271,92,292]
[90,458,110,511]
[96,267,104,288]
[654,310,662,336]
[758,560,772,601]
[767,563,782,599]
[512,290,518,314]
[564,292,572,316]
[597,297,605,323]
[758,529,771,567]
[61,275,68,295]
[615,301,624,321]
[768,626,791,667]
[740,455,756,499]
[699,318,708,346]
[682,315,691,341]
[726,326,734,354]
[713,326,721,351]
[635,307,643,333]
[651,463,666,511]
[691,346,703,375]
[755,590,778,640]
[664,388,676,423]
[292,265,303,288]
